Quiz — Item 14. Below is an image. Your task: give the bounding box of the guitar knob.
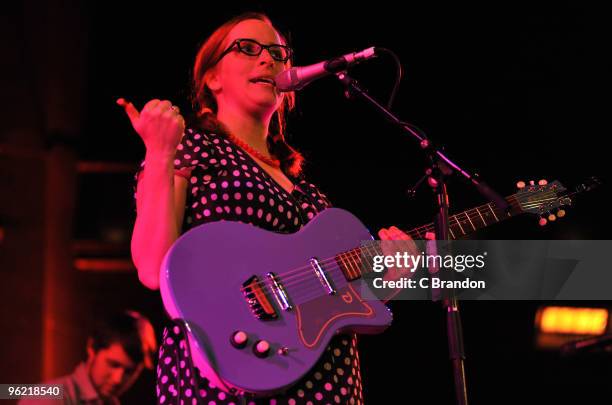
[253,340,271,358]
[539,179,548,186]
[529,180,535,186]
[557,209,566,218]
[516,181,526,189]
[539,217,548,227]
[548,213,557,222]
[230,331,249,349]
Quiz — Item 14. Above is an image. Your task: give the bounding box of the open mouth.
[249,77,276,87]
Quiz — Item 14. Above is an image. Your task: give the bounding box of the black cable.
[375,48,403,110]
[399,120,430,141]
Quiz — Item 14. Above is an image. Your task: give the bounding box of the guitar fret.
[476,206,487,226]
[344,253,357,279]
[357,246,368,265]
[448,226,456,239]
[454,216,466,235]
[487,203,499,222]
[370,244,384,265]
[346,252,359,278]
[337,253,351,280]
[343,252,358,280]
[348,251,362,277]
[464,211,476,231]
[359,246,372,275]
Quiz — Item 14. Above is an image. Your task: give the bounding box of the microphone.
[275,47,377,92]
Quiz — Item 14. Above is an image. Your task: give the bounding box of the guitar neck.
[404,196,522,240]
[334,195,523,282]
[332,178,593,283]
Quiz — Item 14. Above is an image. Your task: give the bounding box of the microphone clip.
[336,71,366,100]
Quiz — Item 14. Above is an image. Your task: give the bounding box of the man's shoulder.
[16,373,79,405]
[18,363,93,405]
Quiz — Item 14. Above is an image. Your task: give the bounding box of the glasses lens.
[237,40,262,56]
[268,45,290,62]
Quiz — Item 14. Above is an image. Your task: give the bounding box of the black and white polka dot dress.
[143,128,364,405]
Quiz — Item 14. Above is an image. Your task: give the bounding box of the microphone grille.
[275,68,299,92]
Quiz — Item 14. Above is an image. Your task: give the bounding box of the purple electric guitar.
[159,178,598,396]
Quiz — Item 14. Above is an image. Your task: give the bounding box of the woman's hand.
[377,226,420,302]
[117,98,185,158]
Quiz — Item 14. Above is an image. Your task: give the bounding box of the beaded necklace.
[225,132,281,168]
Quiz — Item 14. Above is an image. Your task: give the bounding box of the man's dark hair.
[90,310,156,369]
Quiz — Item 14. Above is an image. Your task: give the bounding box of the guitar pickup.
[309,257,336,295]
[267,272,293,311]
[242,275,278,320]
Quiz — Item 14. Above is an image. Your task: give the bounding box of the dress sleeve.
[171,128,218,179]
[133,127,218,203]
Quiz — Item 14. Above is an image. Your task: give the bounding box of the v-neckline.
[221,133,299,196]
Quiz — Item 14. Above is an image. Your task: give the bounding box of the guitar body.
[160,208,393,396]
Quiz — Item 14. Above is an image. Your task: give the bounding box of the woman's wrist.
[145,150,176,164]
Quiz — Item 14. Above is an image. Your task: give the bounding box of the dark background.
[2,1,610,404]
[86,0,608,238]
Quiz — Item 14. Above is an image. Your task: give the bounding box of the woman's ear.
[205,70,222,93]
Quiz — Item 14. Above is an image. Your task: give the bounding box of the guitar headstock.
[513,177,601,226]
[514,179,570,226]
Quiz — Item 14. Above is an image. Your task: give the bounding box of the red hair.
[191,12,304,177]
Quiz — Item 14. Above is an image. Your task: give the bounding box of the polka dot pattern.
[143,129,362,404]
[156,322,362,404]
[137,129,332,232]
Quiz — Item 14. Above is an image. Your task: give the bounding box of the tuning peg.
[557,209,566,218]
[548,213,557,222]
[538,179,548,186]
[539,217,548,226]
[517,181,526,189]
[529,180,536,186]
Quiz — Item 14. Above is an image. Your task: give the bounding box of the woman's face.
[209,19,289,119]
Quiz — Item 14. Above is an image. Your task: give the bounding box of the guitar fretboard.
[334,196,521,282]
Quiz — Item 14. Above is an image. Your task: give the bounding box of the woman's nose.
[258,49,276,66]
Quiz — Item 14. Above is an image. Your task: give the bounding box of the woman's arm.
[118,98,186,290]
[131,160,188,290]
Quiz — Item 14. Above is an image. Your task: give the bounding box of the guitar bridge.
[242,275,278,320]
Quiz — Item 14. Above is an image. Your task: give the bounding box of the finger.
[141,99,162,115]
[389,226,411,240]
[154,100,173,114]
[171,114,186,130]
[116,98,140,124]
[378,228,389,239]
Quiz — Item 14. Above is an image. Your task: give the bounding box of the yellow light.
[538,306,608,335]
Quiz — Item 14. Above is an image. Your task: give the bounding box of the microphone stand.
[335,71,509,405]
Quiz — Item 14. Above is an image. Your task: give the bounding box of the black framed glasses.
[216,38,293,64]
